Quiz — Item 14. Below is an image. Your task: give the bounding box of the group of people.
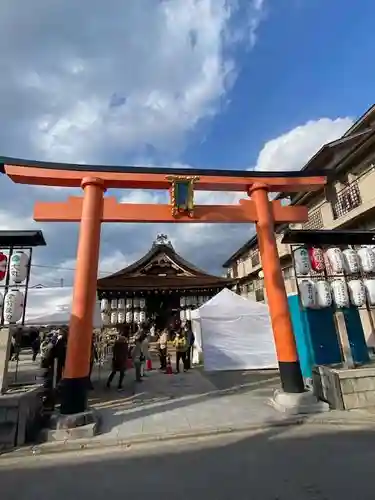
[106,326,151,390]
[157,320,195,374]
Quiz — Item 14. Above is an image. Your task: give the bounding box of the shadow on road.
[1,424,375,499]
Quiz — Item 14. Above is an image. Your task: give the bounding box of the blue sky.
[186,0,375,169]
[0,0,372,286]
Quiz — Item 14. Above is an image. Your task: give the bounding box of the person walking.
[106,334,128,390]
[131,336,143,383]
[158,329,168,371]
[173,331,188,373]
[184,321,195,370]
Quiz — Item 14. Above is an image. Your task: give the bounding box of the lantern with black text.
[294,248,310,275]
[139,298,146,309]
[326,248,344,274]
[140,311,146,323]
[364,279,375,306]
[347,279,366,307]
[357,247,375,273]
[133,310,140,324]
[298,279,316,308]
[125,311,133,324]
[343,249,359,274]
[101,312,110,326]
[9,251,29,284]
[118,298,126,310]
[315,280,332,308]
[331,279,349,308]
[110,311,118,325]
[126,298,133,310]
[100,298,109,312]
[118,310,126,324]
[3,289,24,324]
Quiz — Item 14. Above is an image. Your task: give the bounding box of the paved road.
[1,424,375,499]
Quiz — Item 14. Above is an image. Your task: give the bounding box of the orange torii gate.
[2,160,326,415]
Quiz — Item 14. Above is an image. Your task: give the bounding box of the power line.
[30,263,111,276]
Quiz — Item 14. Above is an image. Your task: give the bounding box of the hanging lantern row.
[294,246,375,276]
[100,297,146,312]
[100,296,147,326]
[0,289,24,324]
[0,251,30,285]
[298,277,375,309]
[179,296,210,308]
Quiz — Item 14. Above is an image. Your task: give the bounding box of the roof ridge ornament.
[154,233,172,247]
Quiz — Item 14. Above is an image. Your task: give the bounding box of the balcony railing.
[303,207,324,230]
[332,180,362,220]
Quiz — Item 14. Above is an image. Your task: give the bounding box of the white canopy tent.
[24,287,102,328]
[191,288,277,371]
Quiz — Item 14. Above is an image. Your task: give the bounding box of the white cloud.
[0,1,358,283]
[254,117,353,172]
[0,0,266,163]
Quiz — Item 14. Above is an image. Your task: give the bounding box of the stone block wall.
[313,364,375,410]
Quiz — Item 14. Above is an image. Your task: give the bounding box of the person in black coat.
[106,334,128,390]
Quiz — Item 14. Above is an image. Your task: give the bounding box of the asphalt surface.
[1,424,375,499]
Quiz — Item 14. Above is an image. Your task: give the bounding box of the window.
[332,180,361,219]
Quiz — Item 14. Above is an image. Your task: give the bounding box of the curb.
[2,415,375,460]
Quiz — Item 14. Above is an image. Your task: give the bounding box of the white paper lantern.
[125,311,133,324]
[140,311,146,323]
[133,297,140,308]
[180,309,186,321]
[0,252,7,282]
[9,251,29,284]
[347,280,366,307]
[191,296,197,306]
[118,298,126,310]
[185,308,192,320]
[110,311,118,325]
[133,310,140,324]
[100,298,109,312]
[101,312,110,326]
[331,279,349,308]
[343,249,359,274]
[185,296,192,306]
[364,279,375,306]
[294,248,310,275]
[118,310,126,324]
[197,296,204,306]
[298,279,317,308]
[110,299,118,310]
[180,296,186,308]
[3,289,24,324]
[126,298,133,310]
[358,247,375,273]
[315,280,332,308]
[139,298,146,309]
[326,248,344,274]
[308,247,325,272]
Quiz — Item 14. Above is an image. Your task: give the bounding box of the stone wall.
[0,384,43,451]
[313,364,375,410]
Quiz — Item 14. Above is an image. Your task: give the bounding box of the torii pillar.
[60,177,105,415]
[250,184,304,393]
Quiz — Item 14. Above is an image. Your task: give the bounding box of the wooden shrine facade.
[97,234,234,327]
